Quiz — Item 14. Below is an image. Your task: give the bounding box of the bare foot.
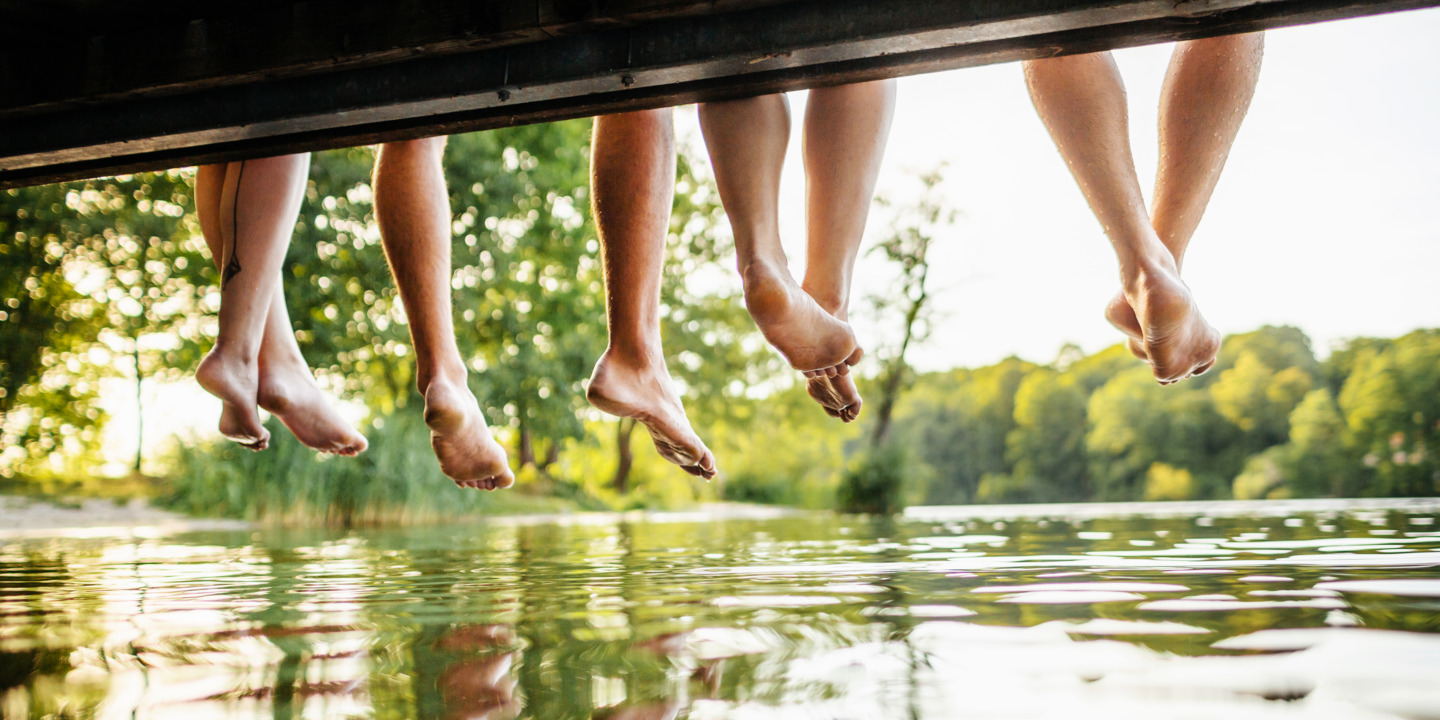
[1104,291,1150,361]
[742,260,861,374]
[1123,259,1221,385]
[423,377,515,491]
[806,369,863,423]
[801,296,864,422]
[587,351,716,479]
[257,359,368,456]
[196,347,270,450]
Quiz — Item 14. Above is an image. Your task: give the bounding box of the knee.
[599,108,674,136]
[380,135,448,160]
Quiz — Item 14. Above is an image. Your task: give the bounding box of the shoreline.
[2,495,1435,541]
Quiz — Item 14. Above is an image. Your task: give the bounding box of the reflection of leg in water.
[1105,33,1264,373]
[585,110,717,479]
[415,624,521,720]
[194,157,368,454]
[1024,45,1259,384]
[594,632,723,719]
[699,95,863,378]
[374,139,515,490]
[798,80,896,422]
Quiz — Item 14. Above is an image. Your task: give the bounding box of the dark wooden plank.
[0,1,789,121]
[2,0,1435,188]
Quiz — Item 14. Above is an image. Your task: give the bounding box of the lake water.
[2,499,1439,719]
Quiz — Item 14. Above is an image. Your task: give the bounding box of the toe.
[493,471,516,490]
[845,347,864,366]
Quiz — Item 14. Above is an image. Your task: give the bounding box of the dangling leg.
[698,94,862,376]
[374,138,514,490]
[799,79,897,422]
[196,160,368,456]
[1024,52,1219,384]
[585,109,716,478]
[1107,32,1264,376]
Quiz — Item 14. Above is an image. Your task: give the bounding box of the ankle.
[418,360,469,395]
[599,343,665,376]
[800,282,847,318]
[203,341,257,370]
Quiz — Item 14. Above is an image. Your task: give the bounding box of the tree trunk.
[538,440,560,471]
[871,363,905,449]
[612,417,636,493]
[133,340,143,475]
[517,423,535,467]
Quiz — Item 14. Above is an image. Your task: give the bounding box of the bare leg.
[194,161,368,456]
[585,110,717,479]
[374,138,514,490]
[195,156,366,450]
[698,95,862,376]
[799,80,896,422]
[1107,33,1264,364]
[1024,53,1219,384]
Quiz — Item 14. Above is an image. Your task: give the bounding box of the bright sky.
[100,8,1440,471]
[675,7,1440,371]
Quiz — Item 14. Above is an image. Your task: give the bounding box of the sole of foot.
[423,378,515,491]
[196,349,270,450]
[1124,267,1221,385]
[257,362,368,456]
[587,352,716,479]
[742,261,860,374]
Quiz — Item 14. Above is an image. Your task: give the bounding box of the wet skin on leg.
[374,138,515,490]
[798,79,897,422]
[1024,52,1221,384]
[698,94,863,377]
[194,157,368,454]
[585,109,717,479]
[1106,32,1264,374]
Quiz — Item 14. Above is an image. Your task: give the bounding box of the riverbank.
[0,496,802,540]
[0,496,251,539]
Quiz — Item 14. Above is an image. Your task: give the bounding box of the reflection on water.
[1,499,1438,719]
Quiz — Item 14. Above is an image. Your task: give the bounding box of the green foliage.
[1006,369,1089,502]
[1336,330,1440,496]
[712,384,859,509]
[896,358,1034,505]
[1143,463,1196,501]
[1,172,210,477]
[836,442,918,515]
[159,408,583,526]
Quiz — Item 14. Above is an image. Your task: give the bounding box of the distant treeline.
[874,326,1439,505]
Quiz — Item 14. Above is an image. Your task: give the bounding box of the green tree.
[865,170,952,448]
[899,358,1035,504]
[1004,368,1089,502]
[1,172,209,477]
[1338,330,1440,496]
[1209,351,1313,451]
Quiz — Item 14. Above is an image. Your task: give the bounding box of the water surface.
[2,499,1439,719]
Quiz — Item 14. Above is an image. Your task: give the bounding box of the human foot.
[806,366,863,423]
[1104,290,1151,362]
[742,260,861,374]
[257,359,367,456]
[423,377,515,490]
[1106,290,1216,378]
[587,351,716,479]
[196,347,270,450]
[801,300,863,422]
[1123,259,1221,384]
